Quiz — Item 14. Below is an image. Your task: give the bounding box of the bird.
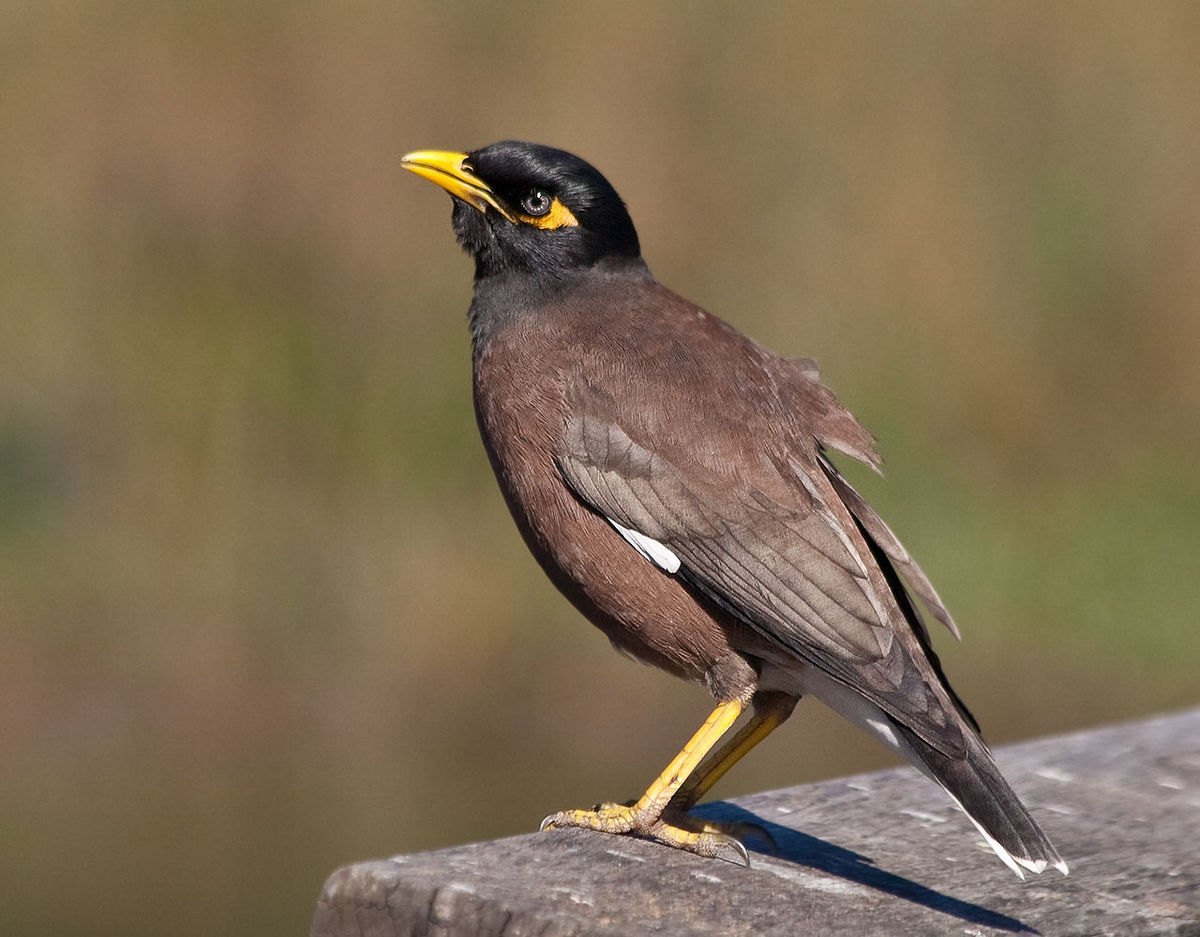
[400,140,1067,878]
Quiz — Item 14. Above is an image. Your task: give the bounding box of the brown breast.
[469,278,765,701]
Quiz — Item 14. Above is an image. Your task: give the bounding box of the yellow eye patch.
[519,198,580,230]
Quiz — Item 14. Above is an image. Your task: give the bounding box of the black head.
[402,141,641,281]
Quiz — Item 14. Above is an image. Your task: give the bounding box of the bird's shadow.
[692,802,1038,935]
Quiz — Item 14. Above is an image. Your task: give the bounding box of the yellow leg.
[540,699,745,857]
[673,692,796,809]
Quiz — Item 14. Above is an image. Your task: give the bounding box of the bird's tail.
[892,720,1069,879]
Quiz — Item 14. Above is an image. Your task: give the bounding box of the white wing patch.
[608,518,681,574]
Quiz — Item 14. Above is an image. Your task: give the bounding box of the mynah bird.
[401,140,1067,878]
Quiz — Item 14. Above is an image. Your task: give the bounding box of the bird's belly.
[513,466,740,684]
[476,411,752,696]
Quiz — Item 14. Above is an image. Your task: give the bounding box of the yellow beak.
[401,150,516,222]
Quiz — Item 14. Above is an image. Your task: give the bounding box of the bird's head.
[402,141,642,281]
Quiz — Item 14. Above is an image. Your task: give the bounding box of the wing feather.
[557,400,966,758]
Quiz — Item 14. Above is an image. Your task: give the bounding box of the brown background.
[3,4,1198,935]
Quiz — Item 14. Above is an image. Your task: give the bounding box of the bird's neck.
[467,256,653,358]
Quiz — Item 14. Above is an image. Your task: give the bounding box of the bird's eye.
[521,189,553,217]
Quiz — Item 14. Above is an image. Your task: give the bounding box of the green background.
[3,3,1198,935]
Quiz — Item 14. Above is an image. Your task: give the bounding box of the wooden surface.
[312,707,1200,936]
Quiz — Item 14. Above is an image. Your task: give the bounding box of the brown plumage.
[402,140,1067,877]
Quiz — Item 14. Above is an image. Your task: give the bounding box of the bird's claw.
[540,803,759,866]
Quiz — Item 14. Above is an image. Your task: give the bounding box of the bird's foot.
[677,813,778,858]
[539,800,648,836]
[540,803,758,865]
[664,790,779,856]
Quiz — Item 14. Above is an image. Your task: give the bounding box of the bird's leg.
[540,699,745,859]
[661,692,798,854]
[672,691,797,810]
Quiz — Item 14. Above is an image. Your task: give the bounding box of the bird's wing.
[820,453,960,640]
[556,377,967,758]
[775,357,959,641]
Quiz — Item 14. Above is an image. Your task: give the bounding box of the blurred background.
[3,2,1199,934]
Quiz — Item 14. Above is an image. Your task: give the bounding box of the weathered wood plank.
[312,707,1200,936]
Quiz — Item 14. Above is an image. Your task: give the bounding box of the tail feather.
[893,719,1068,878]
